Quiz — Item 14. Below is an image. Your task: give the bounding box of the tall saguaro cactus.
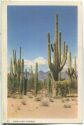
[48,14,68,81]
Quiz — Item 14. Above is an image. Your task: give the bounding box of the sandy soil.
[7,92,78,119]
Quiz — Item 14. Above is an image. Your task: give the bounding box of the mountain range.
[38,70,68,80]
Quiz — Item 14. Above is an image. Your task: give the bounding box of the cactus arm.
[63,41,66,54]
[58,32,61,79]
[59,54,67,72]
[48,32,52,67]
[58,32,61,65]
[67,51,76,80]
[53,14,59,66]
[67,68,74,80]
[68,52,72,69]
[59,44,68,72]
[53,43,56,65]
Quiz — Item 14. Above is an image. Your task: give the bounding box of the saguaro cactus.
[8,47,27,94]
[24,69,28,95]
[48,14,68,81]
[34,63,38,96]
[67,52,74,80]
[12,49,17,75]
[20,59,24,95]
[10,58,13,75]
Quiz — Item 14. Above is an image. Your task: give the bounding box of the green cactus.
[8,47,27,95]
[20,59,24,95]
[67,52,74,81]
[10,58,13,75]
[11,49,18,92]
[34,63,38,96]
[67,53,78,91]
[48,14,68,81]
[24,69,28,95]
[47,72,52,97]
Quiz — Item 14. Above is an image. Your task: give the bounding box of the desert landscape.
[7,7,78,120]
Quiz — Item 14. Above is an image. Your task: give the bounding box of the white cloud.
[24,57,48,70]
[34,57,48,65]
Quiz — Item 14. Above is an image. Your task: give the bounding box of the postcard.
[1,0,83,124]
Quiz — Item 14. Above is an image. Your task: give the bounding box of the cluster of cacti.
[48,14,68,81]
[8,49,40,96]
[8,47,28,95]
[47,14,77,97]
[26,66,35,92]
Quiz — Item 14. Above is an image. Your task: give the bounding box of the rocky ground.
[7,91,78,119]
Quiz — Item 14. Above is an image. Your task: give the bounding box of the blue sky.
[7,6,77,71]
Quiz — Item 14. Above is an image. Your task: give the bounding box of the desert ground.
[7,90,78,119]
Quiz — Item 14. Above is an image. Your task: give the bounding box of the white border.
[1,1,83,123]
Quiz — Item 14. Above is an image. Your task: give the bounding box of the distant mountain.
[38,70,68,81]
[27,69,68,81]
[38,71,48,80]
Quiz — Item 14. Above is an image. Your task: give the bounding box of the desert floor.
[7,91,78,119]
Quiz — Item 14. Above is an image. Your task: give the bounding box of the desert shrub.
[56,80,70,97]
[64,104,71,108]
[70,79,77,90]
[41,99,49,106]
